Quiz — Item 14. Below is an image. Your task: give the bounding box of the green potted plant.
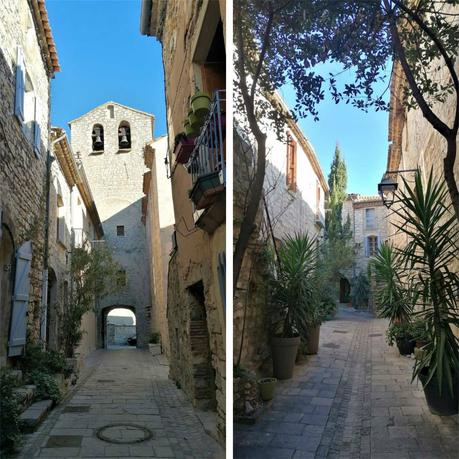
[257,377,277,401]
[191,90,211,117]
[270,233,318,379]
[385,322,415,356]
[148,332,161,356]
[391,170,459,415]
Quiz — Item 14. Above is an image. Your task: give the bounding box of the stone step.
[20,399,53,432]
[13,384,36,408]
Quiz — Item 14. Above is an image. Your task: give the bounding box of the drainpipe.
[40,134,65,347]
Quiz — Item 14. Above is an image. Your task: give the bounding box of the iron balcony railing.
[187,90,226,186]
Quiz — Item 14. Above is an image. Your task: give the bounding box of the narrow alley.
[18,350,224,459]
[235,307,459,459]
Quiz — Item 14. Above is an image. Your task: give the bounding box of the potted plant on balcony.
[270,233,318,379]
[391,171,459,415]
[191,90,211,117]
[188,171,224,210]
[173,132,195,164]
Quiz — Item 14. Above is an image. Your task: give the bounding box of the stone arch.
[100,305,136,348]
[0,222,15,367]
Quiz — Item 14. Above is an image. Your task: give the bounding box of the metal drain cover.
[63,405,90,413]
[333,330,348,334]
[369,333,382,337]
[323,343,340,348]
[97,379,115,383]
[96,423,153,444]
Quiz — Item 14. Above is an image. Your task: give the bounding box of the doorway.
[102,306,136,349]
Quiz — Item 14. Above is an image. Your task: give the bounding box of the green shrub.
[20,344,68,376]
[0,371,23,456]
[385,322,415,347]
[25,371,62,404]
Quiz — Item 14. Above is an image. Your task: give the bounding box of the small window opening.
[107,105,115,119]
[92,124,104,152]
[116,270,127,287]
[118,121,131,150]
[116,225,125,236]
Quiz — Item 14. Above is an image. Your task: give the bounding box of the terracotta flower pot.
[306,325,321,355]
[271,336,300,380]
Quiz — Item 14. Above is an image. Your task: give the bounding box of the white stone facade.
[342,195,390,279]
[69,102,153,348]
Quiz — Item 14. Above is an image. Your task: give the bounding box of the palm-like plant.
[369,243,415,324]
[270,233,320,338]
[393,170,459,396]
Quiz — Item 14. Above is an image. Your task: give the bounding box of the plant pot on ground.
[385,323,415,356]
[306,324,320,355]
[378,171,459,416]
[258,377,277,401]
[269,233,323,380]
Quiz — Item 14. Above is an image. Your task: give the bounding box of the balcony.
[187,90,226,233]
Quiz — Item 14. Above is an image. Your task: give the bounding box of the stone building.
[48,127,103,362]
[341,194,390,303]
[233,96,328,375]
[142,135,175,357]
[0,0,59,366]
[140,0,226,442]
[68,102,154,349]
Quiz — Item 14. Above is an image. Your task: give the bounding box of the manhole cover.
[333,330,348,334]
[96,423,153,444]
[63,405,90,413]
[46,435,82,448]
[323,343,340,349]
[369,333,382,337]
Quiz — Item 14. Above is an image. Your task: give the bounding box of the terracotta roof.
[34,0,60,73]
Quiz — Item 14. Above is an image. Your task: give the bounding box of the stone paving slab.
[234,306,459,458]
[18,349,224,458]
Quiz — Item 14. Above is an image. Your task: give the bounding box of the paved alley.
[235,307,459,459]
[18,349,223,459]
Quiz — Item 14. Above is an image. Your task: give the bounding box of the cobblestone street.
[235,307,459,459]
[18,349,223,459]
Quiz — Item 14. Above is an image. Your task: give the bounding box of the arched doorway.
[101,306,136,349]
[0,224,15,367]
[339,277,351,304]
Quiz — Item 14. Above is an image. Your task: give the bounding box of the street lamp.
[377,169,418,209]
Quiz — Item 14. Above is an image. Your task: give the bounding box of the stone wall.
[145,0,227,442]
[0,0,54,365]
[69,102,153,348]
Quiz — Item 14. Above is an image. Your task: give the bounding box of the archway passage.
[339,277,351,304]
[102,306,137,349]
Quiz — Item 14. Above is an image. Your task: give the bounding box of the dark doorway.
[339,277,351,303]
[0,224,15,367]
[188,281,216,411]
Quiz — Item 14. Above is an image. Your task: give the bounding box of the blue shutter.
[364,237,369,257]
[14,46,25,122]
[8,241,32,357]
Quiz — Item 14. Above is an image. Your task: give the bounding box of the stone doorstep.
[20,399,53,432]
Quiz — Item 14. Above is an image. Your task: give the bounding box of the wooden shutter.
[217,251,226,312]
[14,46,25,122]
[286,133,297,191]
[8,241,32,357]
[33,99,41,156]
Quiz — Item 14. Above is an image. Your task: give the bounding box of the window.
[118,121,131,150]
[91,124,104,152]
[286,132,297,191]
[365,208,376,229]
[116,225,125,236]
[116,270,127,287]
[365,235,379,257]
[107,105,114,119]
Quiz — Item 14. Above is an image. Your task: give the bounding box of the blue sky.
[280,64,391,196]
[47,1,389,196]
[47,0,166,137]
